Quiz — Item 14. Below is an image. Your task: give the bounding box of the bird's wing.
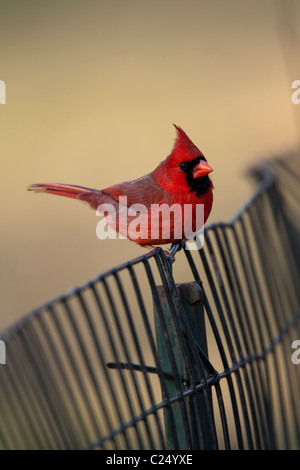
[101,174,165,207]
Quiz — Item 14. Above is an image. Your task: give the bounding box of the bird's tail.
[28,183,99,206]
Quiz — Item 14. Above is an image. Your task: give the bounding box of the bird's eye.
[180,162,188,172]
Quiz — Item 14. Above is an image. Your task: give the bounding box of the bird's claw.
[163,249,176,264]
[164,240,186,264]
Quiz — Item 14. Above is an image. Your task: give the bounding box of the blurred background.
[1,0,300,330]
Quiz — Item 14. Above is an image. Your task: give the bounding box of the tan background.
[1,0,300,330]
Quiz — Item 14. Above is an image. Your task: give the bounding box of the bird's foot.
[162,249,176,264]
[164,240,186,264]
[145,240,186,264]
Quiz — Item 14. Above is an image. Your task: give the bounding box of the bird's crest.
[171,124,204,161]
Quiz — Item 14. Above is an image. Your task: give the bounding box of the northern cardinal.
[28,125,213,249]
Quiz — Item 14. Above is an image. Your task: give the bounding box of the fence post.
[154,281,213,450]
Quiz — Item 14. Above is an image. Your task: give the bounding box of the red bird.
[28,125,213,249]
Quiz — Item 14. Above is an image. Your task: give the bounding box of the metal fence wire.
[0,155,300,450]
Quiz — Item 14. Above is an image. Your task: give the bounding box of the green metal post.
[154,281,213,450]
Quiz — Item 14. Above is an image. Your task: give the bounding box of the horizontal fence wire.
[0,154,300,450]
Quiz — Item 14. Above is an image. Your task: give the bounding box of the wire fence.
[0,154,300,450]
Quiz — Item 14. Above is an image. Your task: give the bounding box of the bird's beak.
[193,160,213,178]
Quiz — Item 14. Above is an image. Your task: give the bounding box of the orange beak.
[193,160,213,178]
